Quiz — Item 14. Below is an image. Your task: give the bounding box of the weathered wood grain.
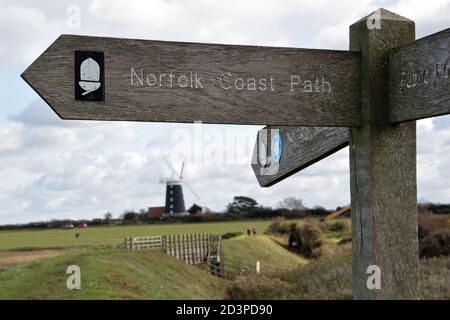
[350,8,418,299]
[390,28,450,122]
[251,126,349,187]
[22,35,361,126]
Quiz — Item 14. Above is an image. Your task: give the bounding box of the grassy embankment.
[1,216,449,299]
[0,231,304,299]
[226,216,450,300]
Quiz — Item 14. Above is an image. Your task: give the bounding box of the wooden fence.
[206,255,254,279]
[164,233,220,264]
[124,233,221,265]
[124,235,163,250]
[124,233,254,277]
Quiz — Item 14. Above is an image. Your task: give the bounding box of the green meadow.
[0,220,273,250]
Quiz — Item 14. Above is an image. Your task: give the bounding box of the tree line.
[1,197,449,230]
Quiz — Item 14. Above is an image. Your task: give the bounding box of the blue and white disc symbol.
[271,132,283,164]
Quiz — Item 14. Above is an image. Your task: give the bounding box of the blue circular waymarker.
[271,132,283,164]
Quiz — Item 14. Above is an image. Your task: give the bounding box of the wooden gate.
[124,233,220,265]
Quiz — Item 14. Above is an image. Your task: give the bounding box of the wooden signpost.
[390,28,450,122]
[251,126,348,187]
[349,10,418,300]
[21,35,361,126]
[22,8,450,300]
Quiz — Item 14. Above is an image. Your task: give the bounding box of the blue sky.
[0,0,449,224]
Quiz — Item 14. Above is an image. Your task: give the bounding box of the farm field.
[1,216,449,299]
[0,234,306,299]
[0,220,274,250]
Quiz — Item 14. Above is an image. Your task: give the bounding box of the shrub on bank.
[227,244,352,300]
[227,276,295,300]
[328,220,348,232]
[420,231,450,259]
[264,217,291,235]
[288,220,323,258]
[418,213,450,259]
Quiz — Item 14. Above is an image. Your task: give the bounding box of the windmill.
[159,157,200,216]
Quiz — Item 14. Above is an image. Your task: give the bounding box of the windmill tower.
[160,158,200,216]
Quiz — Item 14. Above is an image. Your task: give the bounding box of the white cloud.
[0,4,64,67]
[0,99,354,224]
[8,0,446,69]
[0,0,449,224]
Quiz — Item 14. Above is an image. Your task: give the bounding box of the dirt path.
[0,250,66,271]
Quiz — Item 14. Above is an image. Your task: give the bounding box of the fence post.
[217,235,222,263]
[349,9,419,299]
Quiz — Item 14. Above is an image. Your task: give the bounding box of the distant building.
[147,206,165,218]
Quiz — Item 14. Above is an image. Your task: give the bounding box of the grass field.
[0,234,306,299]
[0,220,273,250]
[2,216,448,299]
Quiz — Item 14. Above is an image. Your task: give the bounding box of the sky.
[0,0,449,224]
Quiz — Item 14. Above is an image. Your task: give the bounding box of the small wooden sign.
[22,35,362,126]
[251,126,349,187]
[390,28,450,122]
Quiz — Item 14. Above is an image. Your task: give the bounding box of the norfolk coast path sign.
[21,35,361,126]
[251,126,349,187]
[390,28,450,122]
[22,7,450,300]
[251,27,450,190]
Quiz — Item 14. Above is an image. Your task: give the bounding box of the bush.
[265,218,291,235]
[418,213,436,240]
[420,231,450,259]
[288,220,323,258]
[229,244,353,300]
[279,245,352,299]
[418,213,450,259]
[228,245,450,300]
[227,276,295,300]
[328,220,347,232]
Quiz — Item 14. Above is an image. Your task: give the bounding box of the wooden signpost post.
[22,8,450,299]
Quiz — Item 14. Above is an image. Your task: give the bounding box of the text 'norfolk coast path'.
[22,35,362,126]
